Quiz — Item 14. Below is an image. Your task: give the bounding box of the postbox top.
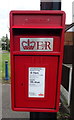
[10,10,65,14]
[10,10,65,29]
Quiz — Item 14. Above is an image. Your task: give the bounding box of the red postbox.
[10,11,65,112]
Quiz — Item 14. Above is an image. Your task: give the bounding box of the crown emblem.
[22,39,35,50]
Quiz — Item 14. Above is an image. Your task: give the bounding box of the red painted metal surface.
[10,10,65,112]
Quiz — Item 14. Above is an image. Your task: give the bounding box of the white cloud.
[0,0,74,38]
[0,0,40,10]
[61,0,73,24]
[0,0,40,38]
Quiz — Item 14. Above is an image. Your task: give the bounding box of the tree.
[6,34,9,51]
[1,36,6,42]
[1,34,10,51]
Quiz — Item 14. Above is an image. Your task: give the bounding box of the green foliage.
[57,111,70,120]
[0,40,1,48]
[1,36,6,42]
[1,35,10,51]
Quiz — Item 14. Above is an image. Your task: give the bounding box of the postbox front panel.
[14,55,58,109]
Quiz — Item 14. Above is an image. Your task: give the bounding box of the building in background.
[61,1,74,111]
[40,0,61,10]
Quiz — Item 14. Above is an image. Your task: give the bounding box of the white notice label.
[28,67,45,98]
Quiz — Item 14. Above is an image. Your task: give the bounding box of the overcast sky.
[0,0,74,38]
